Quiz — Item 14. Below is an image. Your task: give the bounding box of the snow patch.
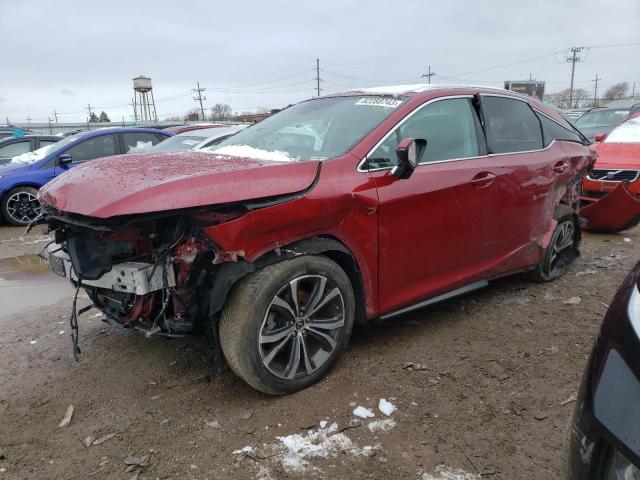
[351,84,433,95]
[353,405,375,418]
[212,144,295,162]
[319,420,328,429]
[367,419,396,432]
[378,398,397,416]
[10,144,56,164]
[421,466,480,479]
[232,446,254,455]
[127,140,153,153]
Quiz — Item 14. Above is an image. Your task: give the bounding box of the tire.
[528,205,580,282]
[1,186,42,226]
[219,255,355,395]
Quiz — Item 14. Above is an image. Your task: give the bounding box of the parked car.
[574,106,637,141]
[39,85,593,394]
[148,125,247,153]
[566,260,640,479]
[0,135,61,165]
[0,124,34,140]
[0,127,171,226]
[580,115,640,232]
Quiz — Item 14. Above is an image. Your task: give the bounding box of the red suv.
[39,85,593,394]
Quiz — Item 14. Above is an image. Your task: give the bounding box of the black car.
[567,260,640,479]
[575,106,640,141]
[0,134,61,164]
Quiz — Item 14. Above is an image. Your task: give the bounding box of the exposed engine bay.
[41,207,246,342]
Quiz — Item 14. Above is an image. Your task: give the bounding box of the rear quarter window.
[536,112,584,146]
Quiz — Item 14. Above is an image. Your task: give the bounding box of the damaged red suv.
[39,85,593,394]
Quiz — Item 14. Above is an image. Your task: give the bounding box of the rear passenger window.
[482,96,543,154]
[536,113,584,146]
[368,98,481,169]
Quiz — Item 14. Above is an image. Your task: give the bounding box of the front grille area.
[587,169,639,182]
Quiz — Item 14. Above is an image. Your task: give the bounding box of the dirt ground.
[0,224,638,480]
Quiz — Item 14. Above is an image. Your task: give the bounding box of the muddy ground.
[0,224,638,480]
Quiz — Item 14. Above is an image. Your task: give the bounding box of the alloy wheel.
[6,190,42,225]
[259,275,345,380]
[549,220,575,269]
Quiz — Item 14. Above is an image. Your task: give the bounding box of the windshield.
[10,135,81,165]
[604,117,640,143]
[151,134,208,152]
[575,109,628,129]
[213,96,404,161]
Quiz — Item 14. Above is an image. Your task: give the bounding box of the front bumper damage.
[580,183,640,233]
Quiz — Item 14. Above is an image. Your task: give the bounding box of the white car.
[150,125,247,153]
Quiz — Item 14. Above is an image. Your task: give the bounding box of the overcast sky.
[1,0,639,124]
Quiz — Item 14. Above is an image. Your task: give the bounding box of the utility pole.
[48,117,53,135]
[633,82,636,98]
[26,116,32,127]
[315,58,321,97]
[566,47,587,109]
[421,65,436,84]
[193,82,206,121]
[592,74,602,108]
[86,104,93,122]
[130,97,137,123]
[52,110,59,123]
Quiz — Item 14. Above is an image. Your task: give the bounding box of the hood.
[0,161,30,176]
[591,142,640,169]
[39,151,320,218]
[577,125,615,141]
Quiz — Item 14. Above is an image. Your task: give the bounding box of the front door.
[367,96,503,314]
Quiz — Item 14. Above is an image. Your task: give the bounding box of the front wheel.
[1,186,42,226]
[219,255,355,395]
[528,206,580,282]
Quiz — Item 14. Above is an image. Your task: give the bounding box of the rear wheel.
[528,206,579,282]
[219,255,355,395]
[1,186,42,226]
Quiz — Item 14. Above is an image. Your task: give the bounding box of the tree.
[88,112,99,123]
[546,88,590,108]
[603,82,629,101]
[210,103,232,121]
[184,109,200,122]
[98,111,110,122]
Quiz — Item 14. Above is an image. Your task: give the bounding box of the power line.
[192,82,206,120]
[421,66,436,84]
[566,47,588,109]
[592,74,602,107]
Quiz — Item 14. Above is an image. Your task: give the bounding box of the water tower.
[132,75,157,123]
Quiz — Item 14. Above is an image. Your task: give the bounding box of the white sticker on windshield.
[182,139,199,145]
[355,97,403,108]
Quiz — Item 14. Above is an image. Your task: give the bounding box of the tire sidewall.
[537,213,579,281]
[237,256,355,394]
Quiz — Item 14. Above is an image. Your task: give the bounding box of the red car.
[39,85,593,394]
[581,115,640,232]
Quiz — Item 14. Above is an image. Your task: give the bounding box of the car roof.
[71,127,172,139]
[0,134,60,142]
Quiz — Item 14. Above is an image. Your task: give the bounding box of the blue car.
[0,127,172,225]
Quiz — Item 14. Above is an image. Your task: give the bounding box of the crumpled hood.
[39,151,320,218]
[591,142,640,169]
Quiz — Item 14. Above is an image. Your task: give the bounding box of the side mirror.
[58,153,72,165]
[593,133,606,142]
[392,138,426,179]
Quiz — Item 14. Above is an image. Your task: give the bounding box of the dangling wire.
[70,274,83,361]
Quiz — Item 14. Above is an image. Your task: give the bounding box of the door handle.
[471,171,497,188]
[553,161,569,174]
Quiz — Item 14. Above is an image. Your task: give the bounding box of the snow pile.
[378,398,397,416]
[127,140,153,153]
[367,419,396,433]
[212,144,295,162]
[353,406,375,419]
[10,144,56,164]
[277,422,373,471]
[421,466,480,480]
[232,422,377,473]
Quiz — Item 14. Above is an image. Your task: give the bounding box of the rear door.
[478,95,553,267]
[368,95,505,314]
[120,132,165,153]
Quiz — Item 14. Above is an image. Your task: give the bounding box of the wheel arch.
[207,235,367,325]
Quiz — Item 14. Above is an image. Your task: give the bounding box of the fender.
[206,236,367,325]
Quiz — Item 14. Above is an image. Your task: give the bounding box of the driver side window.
[367,97,481,169]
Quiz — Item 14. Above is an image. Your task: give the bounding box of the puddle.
[0,255,72,317]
